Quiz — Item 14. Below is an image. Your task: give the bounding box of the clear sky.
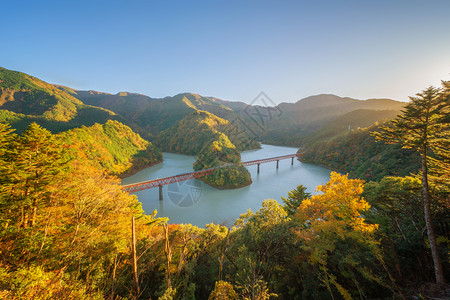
[2,0,450,104]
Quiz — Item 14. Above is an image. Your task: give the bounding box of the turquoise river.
[121,144,331,227]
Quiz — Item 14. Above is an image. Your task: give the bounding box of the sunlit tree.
[373,84,449,285]
[295,172,388,298]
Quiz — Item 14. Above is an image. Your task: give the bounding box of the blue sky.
[2,0,450,103]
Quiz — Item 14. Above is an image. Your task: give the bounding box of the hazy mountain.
[303,109,402,145]
[277,94,403,128]
[261,94,405,145]
[58,87,158,118]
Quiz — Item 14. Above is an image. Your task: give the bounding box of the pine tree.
[3,123,68,228]
[0,122,18,230]
[281,184,311,216]
[373,84,449,285]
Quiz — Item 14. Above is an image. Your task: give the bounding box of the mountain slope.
[0,67,123,133]
[67,90,238,139]
[68,86,406,147]
[299,123,420,181]
[59,120,162,176]
[154,110,260,155]
[303,109,401,144]
[262,94,405,145]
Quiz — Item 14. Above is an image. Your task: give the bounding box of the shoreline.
[119,160,163,179]
[198,177,253,190]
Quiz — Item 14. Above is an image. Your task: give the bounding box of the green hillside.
[67,87,406,149]
[300,123,420,181]
[298,108,419,181]
[303,109,401,144]
[59,120,162,176]
[0,67,122,134]
[262,94,405,145]
[193,133,251,189]
[67,90,238,139]
[155,110,260,155]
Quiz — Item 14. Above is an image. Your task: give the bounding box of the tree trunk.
[163,224,172,289]
[218,228,229,281]
[23,211,29,229]
[30,199,37,227]
[131,216,139,298]
[111,254,119,300]
[421,152,445,285]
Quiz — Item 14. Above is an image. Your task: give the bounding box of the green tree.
[373,85,449,285]
[281,184,311,216]
[0,122,17,230]
[363,177,429,284]
[1,123,67,229]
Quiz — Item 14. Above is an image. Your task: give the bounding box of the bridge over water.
[122,153,303,198]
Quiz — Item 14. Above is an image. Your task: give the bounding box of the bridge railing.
[122,153,303,193]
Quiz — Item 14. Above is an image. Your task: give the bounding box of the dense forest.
[300,124,421,181]
[0,67,449,299]
[59,120,162,176]
[0,67,124,134]
[155,110,260,155]
[193,133,252,189]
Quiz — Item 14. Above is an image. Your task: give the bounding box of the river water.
[121,144,331,227]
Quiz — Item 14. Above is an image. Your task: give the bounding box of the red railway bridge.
[122,153,303,199]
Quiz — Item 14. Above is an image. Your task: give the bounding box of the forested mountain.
[0,67,123,134]
[66,90,238,139]
[300,123,421,181]
[59,120,162,176]
[155,110,260,155]
[303,108,401,143]
[261,94,405,145]
[0,67,162,177]
[296,105,421,181]
[193,133,252,189]
[1,66,411,181]
[67,86,406,147]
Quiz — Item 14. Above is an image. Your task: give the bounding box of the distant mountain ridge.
[1,66,406,151]
[65,87,405,146]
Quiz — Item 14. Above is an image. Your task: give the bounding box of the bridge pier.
[257,163,260,174]
[122,153,302,193]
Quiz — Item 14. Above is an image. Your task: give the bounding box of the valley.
[0,66,448,299]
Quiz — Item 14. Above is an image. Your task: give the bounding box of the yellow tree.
[295,172,383,299]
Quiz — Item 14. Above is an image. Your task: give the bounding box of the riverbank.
[119,160,163,179]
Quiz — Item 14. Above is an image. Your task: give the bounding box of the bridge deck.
[122,153,303,193]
